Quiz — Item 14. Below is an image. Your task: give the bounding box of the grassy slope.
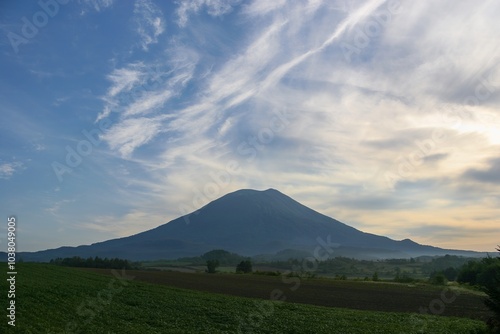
[0,263,488,334]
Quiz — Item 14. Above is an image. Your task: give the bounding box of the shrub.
[236,260,252,273]
[430,272,447,286]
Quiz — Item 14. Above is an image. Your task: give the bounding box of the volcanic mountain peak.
[15,188,486,261]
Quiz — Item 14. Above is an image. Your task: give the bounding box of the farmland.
[85,267,491,320]
[138,252,476,280]
[0,263,491,333]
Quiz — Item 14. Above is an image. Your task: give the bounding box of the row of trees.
[427,248,500,332]
[457,256,500,287]
[50,256,134,269]
[206,259,253,274]
[462,246,500,332]
[180,249,248,266]
[421,254,471,275]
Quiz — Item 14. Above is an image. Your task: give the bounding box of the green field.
[84,267,491,320]
[0,263,490,333]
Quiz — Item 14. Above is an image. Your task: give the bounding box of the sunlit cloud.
[2,0,499,252]
[101,116,167,158]
[92,1,500,252]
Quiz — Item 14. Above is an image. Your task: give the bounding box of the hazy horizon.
[1,0,499,253]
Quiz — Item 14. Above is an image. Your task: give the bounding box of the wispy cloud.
[242,0,286,17]
[98,42,198,157]
[123,90,173,117]
[79,0,114,13]
[3,0,499,254]
[107,64,146,98]
[101,116,167,158]
[176,0,242,27]
[97,64,146,121]
[0,162,24,179]
[61,0,500,251]
[45,199,75,215]
[134,0,166,51]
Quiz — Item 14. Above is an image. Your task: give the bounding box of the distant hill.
[11,188,487,261]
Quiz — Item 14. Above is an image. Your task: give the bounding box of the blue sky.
[0,0,499,253]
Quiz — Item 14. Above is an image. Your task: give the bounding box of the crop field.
[0,263,490,333]
[85,267,491,320]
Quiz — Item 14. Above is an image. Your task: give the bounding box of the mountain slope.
[16,189,485,261]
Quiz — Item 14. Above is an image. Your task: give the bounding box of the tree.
[442,267,458,281]
[372,272,379,281]
[206,260,219,274]
[430,272,446,285]
[484,246,500,333]
[236,260,252,273]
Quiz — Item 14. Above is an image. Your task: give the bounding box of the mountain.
[15,188,486,261]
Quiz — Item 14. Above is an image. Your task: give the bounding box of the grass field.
[0,263,490,333]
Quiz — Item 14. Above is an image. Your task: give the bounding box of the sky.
[0,0,499,253]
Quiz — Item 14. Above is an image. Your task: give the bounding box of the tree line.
[454,247,500,333]
[205,259,253,274]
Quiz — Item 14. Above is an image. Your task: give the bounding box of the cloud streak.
[0,162,24,179]
[176,0,242,27]
[79,0,114,13]
[463,157,500,184]
[134,0,166,51]
[10,0,497,252]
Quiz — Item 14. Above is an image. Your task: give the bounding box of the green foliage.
[252,270,281,276]
[394,272,416,283]
[422,255,471,275]
[206,259,219,273]
[484,246,500,333]
[457,256,500,287]
[267,255,430,280]
[385,258,412,265]
[202,249,246,264]
[455,247,500,332]
[174,249,247,267]
[485,282,500,333]
[458,260,482,285]
[429,272,447,286]
[443,267,458,281]
[202,249,231,260]
[236,260,252,273]
[372,272,379,281]
[50,256,134,269]
[166,253,479,282]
